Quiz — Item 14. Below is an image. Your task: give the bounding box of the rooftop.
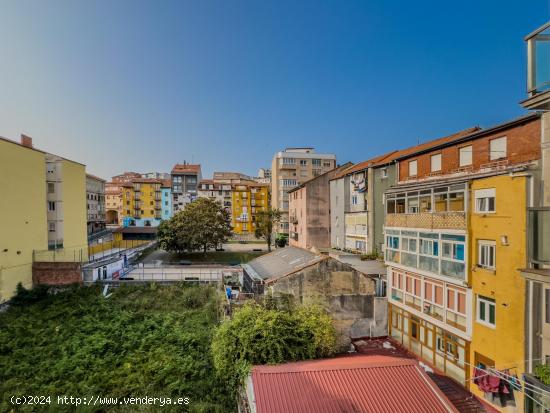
[86,173,106,182]
[248,353,459,413]
[171,163,201,174]
[243,246,326,282]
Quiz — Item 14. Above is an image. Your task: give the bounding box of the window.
[300,159,307,166]
[48,201,56,211]
[49,222,56,232]
[419,238,438,256]
[459,145,472,167]
[47,183,55,193]
[323,161,332,167]
[281,179,297,187]
[477,296,496,327]
[282,157,296,165]
[475,188,496,213]
[352,195,358,205]
[409,160,417,176]
[545,289,550,324]
[312,159,321,166]
[381,168,388,178]
[431,154,442,172]
[478,240,496,269]
[489,137,507,161]
[313,169,322,176]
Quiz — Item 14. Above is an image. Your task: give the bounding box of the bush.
[535,364,550,385]
[8,283,51,306]
[211,303,336,393]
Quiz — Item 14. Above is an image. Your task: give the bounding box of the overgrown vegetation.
[254,207,281,252]
[0,283,229,412]
[211,302,336,393]
[535,364,550,385]
[1,284,337,412]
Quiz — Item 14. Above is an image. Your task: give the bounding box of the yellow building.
[0,135,88,302]
[231,183,269,234]
[0,136,48,302]
[121,178,162,226]
[469,174,527,412]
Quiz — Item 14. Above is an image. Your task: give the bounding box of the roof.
[330,252,387,276]
[131,178,162,184]
[171,163,201,174]
[343,150,398,175]
[86,173,106,182]
[161,179,171,188]
[249,354,459,413]
[0,135,46,154]
[243,246,326,282]
[288,162,353,193]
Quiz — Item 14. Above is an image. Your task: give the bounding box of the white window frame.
[409,160,418,177]
[489,136,507,161]
[431,154,442,172]
[475,188,496,213]
[477,240,496,269]
[459,145,473,167]
[381,168,388,178]
[476,295,496,328]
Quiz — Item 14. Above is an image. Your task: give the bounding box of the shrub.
[211,303,336,393]
[535,364,550,385]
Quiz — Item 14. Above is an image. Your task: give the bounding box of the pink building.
[288,163,352,250]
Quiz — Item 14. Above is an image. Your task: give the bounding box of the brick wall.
[32,262,82,286]
[399,118,541,181]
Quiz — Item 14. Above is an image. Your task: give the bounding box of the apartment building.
[160,180,172,220]
[271,148,336,234]
[0,135,87,302]
[289,163,352,249]
[105,182,122,225]
[517,22,550,412]
[86,174,106,235]
[198,177,269,236]
[385,114,541,412]
[46,154,88,252]
[121,178,163,227]
[171,163,201,213]
[256,168,271,184]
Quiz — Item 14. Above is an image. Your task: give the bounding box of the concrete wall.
[372,163,397,254]
[267,258,385,349]
[0,140,48,302]
[330,178,345,249]
[304,174,331,249]
[62,159,88,260]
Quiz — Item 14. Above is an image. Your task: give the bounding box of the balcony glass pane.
[530,209,550,263]
[419,256,438,273]
[402,252,418,268]
[534,31,550,92]
[441,260,465,280]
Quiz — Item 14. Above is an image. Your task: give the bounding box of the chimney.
[20,134,33,148]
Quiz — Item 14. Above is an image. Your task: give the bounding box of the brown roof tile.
[171,163,201,174]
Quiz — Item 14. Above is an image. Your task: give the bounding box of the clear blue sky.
[1,1,548,179]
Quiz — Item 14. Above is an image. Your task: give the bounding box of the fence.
[88,239,149,256]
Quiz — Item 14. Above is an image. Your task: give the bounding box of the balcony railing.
[529,208,550,264]
[386,212,466,230]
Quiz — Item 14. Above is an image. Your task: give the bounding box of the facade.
[121,178,163,227]
[171,163,201,213]
[160,180,172,220]
[46,154,88,252]
[141,172,170,180]
[385,114,541,412]
[105,182,122,225]
[198,179,233,211]
[0,136,48,302]
[271,148,336,234]
[329,171,350,250]
[86,174,106,234]
[517,22,550,413]
[256,168,271,184]
[231,183,269,235]
[288,163,352,249]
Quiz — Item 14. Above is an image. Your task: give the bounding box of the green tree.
[254,207,281,252]
[158,198,232,253]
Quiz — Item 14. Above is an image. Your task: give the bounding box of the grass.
[0,284,232,412]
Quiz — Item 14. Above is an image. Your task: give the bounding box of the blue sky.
[0,1,548,179]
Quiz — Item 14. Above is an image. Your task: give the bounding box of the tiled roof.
[161,179,171,188]
[171,163,201,174]
[86,173,106,182]
[250,354,459,413]
[342,151,398,175]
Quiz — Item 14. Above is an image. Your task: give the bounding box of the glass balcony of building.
[523,22,550,110]
[528,208,550,265]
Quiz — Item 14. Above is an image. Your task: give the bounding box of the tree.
[158,198,232,253]
[254,207,281,252]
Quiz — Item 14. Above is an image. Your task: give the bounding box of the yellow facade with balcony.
[0,139,48,302]
[231,184,269,234]
[468,175,527,412]
[121,180,162,225]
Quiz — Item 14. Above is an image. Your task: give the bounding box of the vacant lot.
[0,284,231,412]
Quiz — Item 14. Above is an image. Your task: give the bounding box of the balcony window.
[477,295,496,327]
[475,188,496,213]
[527,23,550,96]
[431,154,442,172]
[409,160,417,177]
[529,208,550,264]
[459,146,473,167]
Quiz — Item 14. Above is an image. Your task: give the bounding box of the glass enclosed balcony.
[528,208,550,264]
[527,22,550,97]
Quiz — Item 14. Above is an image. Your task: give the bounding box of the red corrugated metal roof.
[250,354,459,413]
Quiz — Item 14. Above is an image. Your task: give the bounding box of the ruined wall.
[268,259,387,349]
[32,262,82,286]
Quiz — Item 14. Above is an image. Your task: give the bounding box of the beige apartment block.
[271,148,336,234]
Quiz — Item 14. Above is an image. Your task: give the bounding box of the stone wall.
[32,262,82,286]
[267,258,386,349]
